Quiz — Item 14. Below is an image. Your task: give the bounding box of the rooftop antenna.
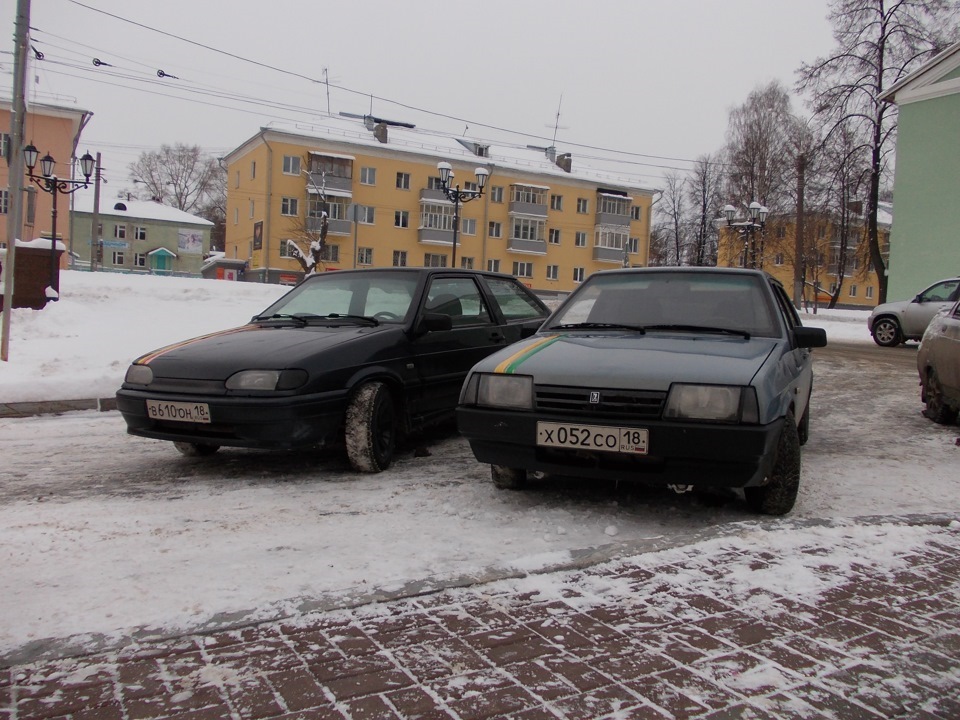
[548,93,567,145]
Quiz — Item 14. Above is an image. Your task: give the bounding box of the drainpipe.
[259,128,274,282]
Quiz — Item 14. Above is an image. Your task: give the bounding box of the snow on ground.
[0,270,873,404]
[3,271,955,662]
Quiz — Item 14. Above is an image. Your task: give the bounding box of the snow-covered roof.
[71,198,214,227]
[225,115,657,195]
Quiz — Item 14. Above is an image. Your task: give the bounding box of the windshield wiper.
[644,324,750,339]
[551,322,646,333]
[317,313,380,326]
[253,313,310,326]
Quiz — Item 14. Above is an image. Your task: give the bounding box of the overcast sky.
[3,0,836,196]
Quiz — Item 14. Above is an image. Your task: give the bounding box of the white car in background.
[867,277,960,347]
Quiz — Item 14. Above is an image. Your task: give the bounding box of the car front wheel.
[923,368,959,425]
[345,381,396,473]
[871,317,901,347]
[744,412,800,516]
[491,464,527,490]
[173,441,220,457]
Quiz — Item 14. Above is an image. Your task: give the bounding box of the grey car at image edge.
[116,268,549,472]
[868,276,960,347]
[917,297,960,425]
[457,267,827,516]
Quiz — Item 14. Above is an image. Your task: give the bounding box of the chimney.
[373,122,388,143]
[556,153,572,173]
[544,146,557,163]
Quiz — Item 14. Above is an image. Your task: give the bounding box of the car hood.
[870,300,908,318]
[477,332,779,390]
[135,323,392,379]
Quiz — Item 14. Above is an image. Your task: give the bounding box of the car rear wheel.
[491,464,527,490]
[871,317,901,347]
[345,381,396,473]
[173,441,220,457]
[923,368,959,425]
[744,412,800,516]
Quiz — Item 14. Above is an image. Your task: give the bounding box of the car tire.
[491,464,527,490]
[923,368,959,425]
[345,381,396,473]
[797,403,810,446]
[173,441,220,457]
[871,317,902,347]
[744,412,800,516]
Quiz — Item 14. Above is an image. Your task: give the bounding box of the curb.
[0,397,117,418]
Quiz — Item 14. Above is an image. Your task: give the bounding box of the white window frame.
[424,253,448,268]
[573,267,585,283]
[357,247,373,265]
[487,259,500,273]
[134,252,147,267]
[513,261,533,278]
[511,185,546,205]
[460,257,474,269]
[135,226,147,241]
[282,155,301,175]
[550,194,563,211]
[575,231,587,247]
[112,251,125,265]
[866,286,874,299]
[321,244,340,262]
[511,217,545,242]
[393,250,407,267]
[630,206,642,221]
[395,210,409,228]
[420,203,455,231]
[358,205,375,224]
[576,198,589,214]
[360,167,376,185]
[0,189,9,215]
[488,221,502,238]
[548,228,561,245]
[490,186,504,203]
[396,172,410,190]
[462,218,477,235]
[546,264,559,280]
[249,199,255,218]
[114,224,127,239]
[595,227,627,250]
[281,197,299,216]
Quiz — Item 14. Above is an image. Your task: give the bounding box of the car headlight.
[225,369,308,391]
[664,384,758,424]
[461,373,534,410]
[125,364,153,385]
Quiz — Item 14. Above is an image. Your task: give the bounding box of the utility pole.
[2,0,31,362]
[90,152,103,271]
[794,153,807,309]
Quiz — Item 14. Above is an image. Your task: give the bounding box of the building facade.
[71,198,213,276]
[223,119,655,293]
[1,99,92,254]
[717,205,891,309]
[880,40,960,301]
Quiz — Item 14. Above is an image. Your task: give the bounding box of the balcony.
[420,188,449,203]
[507,238,547,255]
[307,217,352,236]
[593,246,625,263]
[595,210,630,228]
[508,200,548,218]
[308,172,352,195]
[419,227,452,246]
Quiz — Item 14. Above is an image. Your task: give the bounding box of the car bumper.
[115,387,349,449]
[456,407,783,488]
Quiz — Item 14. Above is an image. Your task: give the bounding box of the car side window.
[424,277,493,327]
[483,277,547,321]
[920,281,958,303]
[771,284,800,334]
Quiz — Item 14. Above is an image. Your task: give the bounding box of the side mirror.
[914,294,924,303]
[415,312,453,335]
[795,326,827,349]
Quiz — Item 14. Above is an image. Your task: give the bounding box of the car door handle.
[489,332,505,342]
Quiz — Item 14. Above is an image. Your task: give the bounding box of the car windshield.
[256,272,419,324]
[546,271,781,338]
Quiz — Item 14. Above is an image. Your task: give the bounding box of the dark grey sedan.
[117,268,548,472]
[457,267,827,515]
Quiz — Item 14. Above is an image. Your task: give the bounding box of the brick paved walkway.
[3,520,959,719]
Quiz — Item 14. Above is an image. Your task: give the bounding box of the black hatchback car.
[116,268,549,472]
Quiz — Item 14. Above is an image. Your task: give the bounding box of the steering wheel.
[373,311,400,321]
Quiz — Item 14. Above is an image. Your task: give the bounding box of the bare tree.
[128,144,222,215]
[797,0,958,303]
[195,163,227,251]
[724,81,796,214]
[686,153,724,266]
[656,171,688,266]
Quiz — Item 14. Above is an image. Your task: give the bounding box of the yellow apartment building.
[717,203,891,308]
[223,117,655,294]
[1,99,92,255]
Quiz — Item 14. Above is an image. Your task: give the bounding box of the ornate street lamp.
[23,144,95,300]
[724,201,768,269]
[437,162,490,268]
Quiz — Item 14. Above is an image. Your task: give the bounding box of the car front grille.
[535,385,665,420]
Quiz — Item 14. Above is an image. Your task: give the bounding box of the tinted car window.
[484,277,547,321]
[425,277,492,326]
[548,272,781,337]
